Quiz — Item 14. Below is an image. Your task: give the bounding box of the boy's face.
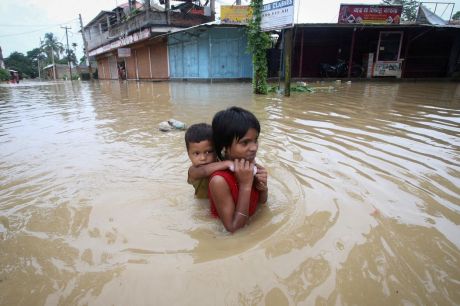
[188,140,216,167]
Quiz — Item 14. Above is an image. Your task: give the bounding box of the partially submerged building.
[43,64,71,80]
[167,23,252,80]
[282,4,460,79]
[84,0,215,80]
[83,2,460,82]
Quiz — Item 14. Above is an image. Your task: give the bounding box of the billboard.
[338,4,402,24]
[221,5,252,24]
[261,0,294,31]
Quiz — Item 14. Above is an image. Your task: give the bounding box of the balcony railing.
[86,9,212,52]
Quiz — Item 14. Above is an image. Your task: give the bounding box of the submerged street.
[0,80,459,305]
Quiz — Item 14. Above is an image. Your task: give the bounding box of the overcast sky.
[1,0,458,61]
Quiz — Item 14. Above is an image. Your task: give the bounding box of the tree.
[79,55,87,65]
[27,48,46,78]
[0,68,10,81]
[4,52,35,78]
[381,0,419,21]
[247,0,271,94]
[453,11,460,20]
[41,32,64,79]
[58,49,77,66]
[42,32,64,61]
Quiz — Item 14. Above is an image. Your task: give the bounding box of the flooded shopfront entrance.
[1,80,459,305]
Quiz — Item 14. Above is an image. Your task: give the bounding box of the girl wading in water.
[209,106,268,233]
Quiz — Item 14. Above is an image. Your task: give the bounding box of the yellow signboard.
[220,5,252,24]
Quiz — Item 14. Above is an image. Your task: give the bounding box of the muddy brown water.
[0,80,459,305]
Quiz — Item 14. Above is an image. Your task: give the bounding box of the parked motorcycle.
[320,59,364,78]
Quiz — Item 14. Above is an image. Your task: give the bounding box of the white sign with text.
[261,0,294,31]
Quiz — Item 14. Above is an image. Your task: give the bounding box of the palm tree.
[41,32,64,80]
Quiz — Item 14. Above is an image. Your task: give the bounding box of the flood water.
[0,80,459,305]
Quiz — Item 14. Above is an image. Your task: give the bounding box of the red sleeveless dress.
[208,170,259,218]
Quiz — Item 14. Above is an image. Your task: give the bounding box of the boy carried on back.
[185,123,233,198]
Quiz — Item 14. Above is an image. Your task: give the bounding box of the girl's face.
[226,128,259,162]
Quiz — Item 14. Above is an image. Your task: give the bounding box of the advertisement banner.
[261,0,294,31]
[221,5,252,24]
[338,4,402,24]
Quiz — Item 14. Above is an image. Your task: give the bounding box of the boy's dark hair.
[212,106,260,161]
[185,123,213,150]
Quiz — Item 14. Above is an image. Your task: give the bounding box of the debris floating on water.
[159,119,187,132]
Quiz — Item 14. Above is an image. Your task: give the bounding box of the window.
[377,32,403,61]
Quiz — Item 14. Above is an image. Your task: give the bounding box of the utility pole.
[51,46,56,81]
[61,26,72,80]
[284,28,293,97]
[38,38,42,80]
[210,0,215,21]
[165,0,170,24]
[79,14,93,80]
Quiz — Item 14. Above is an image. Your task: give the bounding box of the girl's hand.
[255,164,268,191]
[234,159,255,188]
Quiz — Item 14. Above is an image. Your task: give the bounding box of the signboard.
[221,5,252,24]
[373,60,403,78]
[338,4,402,24]
[118,48,131,58]
[89,28,151,57]
[261,0,294,31]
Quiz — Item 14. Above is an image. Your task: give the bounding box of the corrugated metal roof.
[84,10,116,28]
[294,22,460,29]
[416,4,448,26]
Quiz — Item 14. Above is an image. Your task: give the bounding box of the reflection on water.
[0,80,459,305]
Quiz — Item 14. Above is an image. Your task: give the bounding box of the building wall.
[403,29,457,78]
[97,57,111,79]
[125,53,135,79]
[108,55,118,79]
[149,42,168,79]
[43,65,70,79]
[136,47,151,79]
[168,27,252,79]
[96,38,168,81]
[290,25,460,79]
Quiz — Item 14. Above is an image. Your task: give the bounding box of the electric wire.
[0,18,78,38]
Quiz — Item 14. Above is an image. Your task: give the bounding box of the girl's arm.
[209,159,254,233]
[255,164,268,204]
[188,160,233,181]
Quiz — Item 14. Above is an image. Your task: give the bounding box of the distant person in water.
[185,123,234,199]
[209,106,268,233]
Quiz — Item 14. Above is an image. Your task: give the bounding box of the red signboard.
[338,4,402,24]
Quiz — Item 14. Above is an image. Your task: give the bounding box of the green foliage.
[66,50,78,66]
[247,0,271,94]
[267,84,315,94]
[292,85,314,92]
[79,56,87,65]
[453,11,460,20]
[41,32,64,62]
[381,0,419,21]
[0,68,10,81]
[27,48,46,62]
[5,31,83,79]
[5,52,35,78]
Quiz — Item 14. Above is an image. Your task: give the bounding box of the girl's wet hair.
[212,106,260,160]
[185,123,213,150]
